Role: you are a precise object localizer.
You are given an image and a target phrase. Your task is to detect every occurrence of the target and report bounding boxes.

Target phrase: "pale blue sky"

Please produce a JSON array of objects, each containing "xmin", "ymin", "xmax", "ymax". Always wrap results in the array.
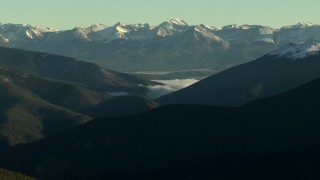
[{"xmin": 0, "ymin": 0, "xmax": 319, "ymax": 29}]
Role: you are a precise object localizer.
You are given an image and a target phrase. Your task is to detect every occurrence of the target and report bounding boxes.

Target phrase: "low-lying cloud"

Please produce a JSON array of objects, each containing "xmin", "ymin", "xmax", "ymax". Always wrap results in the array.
[{"xmin": 147, "ymin": 79, "xmax": 199, "ymax": 99}]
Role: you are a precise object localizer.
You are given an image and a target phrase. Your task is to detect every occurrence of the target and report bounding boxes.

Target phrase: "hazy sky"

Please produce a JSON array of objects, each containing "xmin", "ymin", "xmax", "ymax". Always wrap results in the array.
[{"xmin": 1, "ymin": 0, "xmax": 319, "ymax": 29}]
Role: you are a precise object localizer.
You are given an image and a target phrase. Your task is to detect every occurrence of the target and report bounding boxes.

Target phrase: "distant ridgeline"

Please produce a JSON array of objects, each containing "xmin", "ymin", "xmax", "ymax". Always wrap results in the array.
[{"xmin": 0, "ymin": 20, "xmax": 319, "ymax": 73}]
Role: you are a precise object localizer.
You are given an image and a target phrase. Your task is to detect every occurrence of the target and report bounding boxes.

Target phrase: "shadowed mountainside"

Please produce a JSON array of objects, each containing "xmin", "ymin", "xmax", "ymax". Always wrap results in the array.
[
  {"xmin": 0, "ymin": 66, "xmax": 91, "ymax": 149},
  {"xmin": 82, "ymin": 95, "xmax": 159, "ymax": 118},
  {"xmin": 158, "ymin": 51, "xmax": 320, "ymax": 106},
  {"xmin": 2, "ymin": 76, "xmax": 320, "ymax": 179},
  {"xmin": 0, "ymin": 46, "xmax": 159, "ymax": 95},
  {"xmin": 0, "ymin": 66, "xmax": 159, "ymax": 150},
  {"xmin": 0, "ymin": 168, "xmax": 35, "ymax": 180}
]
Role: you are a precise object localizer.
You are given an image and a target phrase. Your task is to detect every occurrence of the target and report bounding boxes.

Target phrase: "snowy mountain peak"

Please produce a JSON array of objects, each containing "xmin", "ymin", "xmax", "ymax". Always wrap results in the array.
[
  {"xmin": 158, "ymin": 19, "xmax": 188, "ymax": 30},
  {"xmin": 297, "ymin": 22, "xmax": 315, "ymax": 27},
  {"xmin": 88, "ymin": 23, "xmax": 107, "ymax": 32},
  {"xmin": 269, "ymin": 42, "xmax": 320, "ymax": 59},
  {"xmin": 222, "ymin": 24, "xmax": 239, "ymax": 29},
  {"xmin": 222, "ymin": 24, "xmax": 267, "ymax": 30},
  {"xmin": 115, "ymin": 26, "xmax": 129, "ymax": 34},
  {"xmin": 215, "ymin": 24, "xmax": 275, "ymax": 44},
  {"xmin": 167, "ymin": 19, "xmax": 188, "ymax": 26},
  {"xmin": 198, "ymin": 24, "xmax": 222, "ymax": 31},
  {"xmin": 296, "ymin": 22, "xmax": 316, "ymax": 27},
  {"xmin": 0, "ymin": 23, "xmax": 56, "ymax": 42},
  {"xmin": 282, "ymin": 22, "xmax": 317, "ymax": 29},
  {"xmin": 192, "ymin": 26, "xmax": 226, "ymax": 43},
  {"xmin": 71, "ymin": 27, "xmax": 90, "ymax": 40},
  {"xmin": 238, "ymin": 25, "xmax": 253, "ymax": 30},
  {"xmin": 128, "ymin": 23, "xmax": 154, "ymax": 30}
]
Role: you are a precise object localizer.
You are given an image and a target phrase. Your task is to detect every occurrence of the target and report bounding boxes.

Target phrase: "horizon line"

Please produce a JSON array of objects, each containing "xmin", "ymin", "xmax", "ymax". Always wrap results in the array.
[{"xmin": 0, "ymin": 19, "xmax": 318, "ymax": 31}]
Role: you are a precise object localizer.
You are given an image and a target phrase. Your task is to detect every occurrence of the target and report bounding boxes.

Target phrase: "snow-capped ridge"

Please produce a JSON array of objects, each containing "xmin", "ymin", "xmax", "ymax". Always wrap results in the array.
[
  {"xmin": 222, "ymin": 24, "xmax": 239, "ymax": 29},
  {"xmin": 282, "ymin": 22, "xmax": 317, "ymax": 29},
  {"xmin": 221, "ymin": 24, "xmax": 272, "ymax": 30},
  {"xmin": 198, "ymin": 24, "xmax": 222, "ymax": 31},
  {"xmin": 90, "ymin": 22, "xmax": 130, "ymax": 42},
  {"xmin": 88, "ymin": 23, "xmax": 107, "ymax": 32},
  {"xmin": 158, "ymin": 19, "xmax": 188, "ymax": 30},
  {"xmin": 215, "ymin": 24, "xmax": 275, "ymax": 44},
  {"xmin": 167, "ymin": 19, "xmax": 188, "ymax": 26},
  {"xmin": 269, "ymin": 42, "xmax": 320, "ymax": 59},
  {"xmin": 0, "ymin": 23, "xmax": 56, "ymax": 42},
  {"xmin": 0, "ymin": 20, "xmax": 320, "ymax": 46},
  {"xmin": 128, "ymin": 23, "xmax": 155, "ymax": 30},
  {"xmin": 71, "ymin": 27, "xmax": 90, "ymax": 40},
  {"xmin": 296, "ymin": 22, "xmax": 316, "ymax": 27}
]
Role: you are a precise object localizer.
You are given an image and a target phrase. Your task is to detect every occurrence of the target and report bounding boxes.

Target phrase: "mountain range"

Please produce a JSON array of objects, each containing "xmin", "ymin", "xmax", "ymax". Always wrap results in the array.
[
  {"xmin": 1, "ymin": 19, "xmax": 320, "ymax": 179},
  {"xmin": 1, "ymin": 20, "xmax": 320, "ymax": 75}
]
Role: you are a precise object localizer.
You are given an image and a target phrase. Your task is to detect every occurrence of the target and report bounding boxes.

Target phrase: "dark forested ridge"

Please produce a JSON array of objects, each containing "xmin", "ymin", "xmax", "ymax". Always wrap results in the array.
[
  {"xmin": 0, "ymin": 46, "xmax": 158, "ymax": 94},
  {"xmin": 2, "ymin": 76, "xmax": 320, "ymax": 179},
  {"xmin": 158, "ymin": 53, "xmax": 320, "ymax": 107},
  {"xmin": 0, "ymin": 49, "xmax": 160, "ymax": 150},
  {"xmin": 0, "ymin": 66, "xmax": 91, "ymax": 149}
]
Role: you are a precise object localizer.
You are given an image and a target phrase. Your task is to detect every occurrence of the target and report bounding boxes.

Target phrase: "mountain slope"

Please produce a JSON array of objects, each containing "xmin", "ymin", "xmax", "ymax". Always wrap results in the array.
[
  {"xmin": 157, "ymin": 42, "xmax": 320, "ymax": 106},
  {"xmin": 0, "ymin": 46, "xmax": 157, "ymax": 94},
  {"xmin": 3, "ymin": 76, "xmax": 320, "ymax": 179},
  {"xmin": 0, "ymin": 168, "xmax": 35, "ymax": 180},
  {"xmin": 0, "ymin": 65, "xmax": 161, "ymax": 150},
  {"xmin": 0, "ymin": 62, "xmax": 162, "ymax": 150},
  {"xmin": 0, "ymin": 66, "xmax": 91, "ymax": 149},
  {"xmin": 83, "ymin": 95, "xmax": 159, "ymax": 118},
  {"xmin": 15, "ymin": 75, "xmax": 112, "ymax": 112}
]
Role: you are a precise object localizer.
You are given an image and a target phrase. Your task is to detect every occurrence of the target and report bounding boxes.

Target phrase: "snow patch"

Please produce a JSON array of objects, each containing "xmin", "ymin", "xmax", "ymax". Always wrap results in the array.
[
  {"xmin": 269, "ymin": 42, "xmax": 320, "ymax": 59},
  {"xmin": 26, "ymin": 31, "xmax": 33, "ymax": 39},
  {"xmin": 0, "ymin": 76, "xmax": 10, "ymax": 82},
  {"xmin": 0, "ymin": 35, "xmax": 9, "ymax": 43}
]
